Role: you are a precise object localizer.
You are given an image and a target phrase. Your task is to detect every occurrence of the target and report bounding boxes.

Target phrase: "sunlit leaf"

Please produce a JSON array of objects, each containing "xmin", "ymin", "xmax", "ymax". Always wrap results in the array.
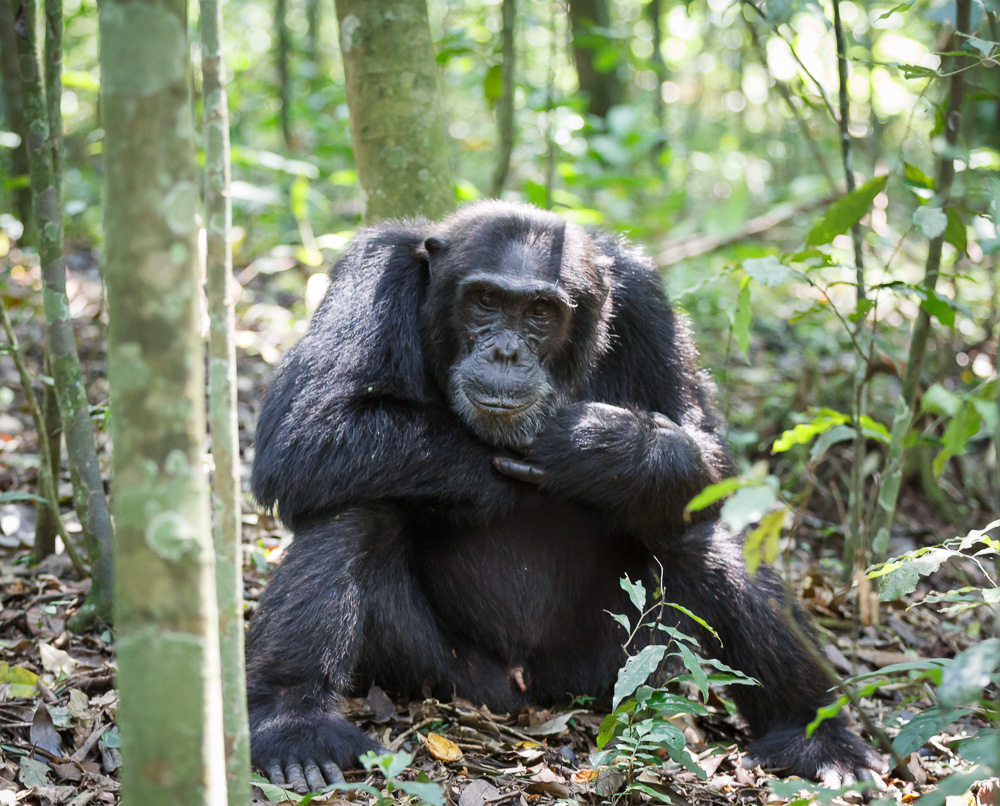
[
  {"xmin": 720, "ymin": 484, "xmax": 776, "ymax": 533},
  {"xmin": 742, "ymin": 255, "xmax": 791, "ymax": 286},
  {"xmin": 743, "ymin": 508, "xmax": 784, "ymax": 574},
  {"xmin": 805, "ymin": 175, "xmax": 887, "ymax": 246},
  {"xmin": 684, "ymin": 477, "xmax": 745, "ymax": 516},
  {"xmin": 937, "ymin": 640, "xmax": 1000, "ymax": 708}
]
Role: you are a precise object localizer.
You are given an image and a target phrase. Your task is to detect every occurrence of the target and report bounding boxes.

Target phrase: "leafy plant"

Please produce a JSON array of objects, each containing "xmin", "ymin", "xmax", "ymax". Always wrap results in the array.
[{"xmin": 589, "ymin": 574, "xmax": 758, "ymax": 802}]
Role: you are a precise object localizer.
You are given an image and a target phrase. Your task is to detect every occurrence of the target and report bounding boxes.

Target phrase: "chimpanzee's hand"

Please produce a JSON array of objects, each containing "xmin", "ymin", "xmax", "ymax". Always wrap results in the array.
[
  {"xmin": 745, "ymin": 721, "xmax": 887, "ymax": 795},
  {"xmin": 493, "ymin": 402, "xmax": 699, "ymax": 505},
  {"xmin": 252, "ymin": 707, "xmax": 380, "ymax": 794}
]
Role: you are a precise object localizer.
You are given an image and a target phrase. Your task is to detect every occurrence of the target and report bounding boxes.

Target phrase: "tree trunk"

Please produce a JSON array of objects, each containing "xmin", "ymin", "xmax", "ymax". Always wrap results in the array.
[
  {"xmin": 334, "ymin": 0, "xmax": 453, "ymax": 221},
  {"xmin": 201, "ymin": 0, "xmax": 252, "ymax": 800},
  {"xmin": 14, "ymin": 0, "xmax": 114, "ymax": 626},
  {"xmin": 100, "ymin": 0, "xmax": 228, "ymax": 801},
  {"xmin": 567, "ymin": 0, "xmax": 624, "ymax": 120},
  {"xmin": 489, "ymin": 0, "xmax": 516, "ymax": 198},
  {"xmin": 0, "ymin": 0, "xmax": 32, "ymax": 239}
]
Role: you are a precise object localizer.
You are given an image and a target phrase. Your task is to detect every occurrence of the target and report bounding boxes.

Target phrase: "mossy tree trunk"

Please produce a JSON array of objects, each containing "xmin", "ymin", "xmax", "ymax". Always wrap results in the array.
[
  {"xmin": 15, "ymin": 0, "xmax": 113, "ymax": 623},
  {"xmin": 101, "ymin": 0, "xmax": 228, "ymax": 802},
  {"xmin": 334, "ymin": 0, "xmax": 453, "ymax": 221},
  {"xmin": 201, "ymin": 0, "xmax": 252, "ymax": 800}
]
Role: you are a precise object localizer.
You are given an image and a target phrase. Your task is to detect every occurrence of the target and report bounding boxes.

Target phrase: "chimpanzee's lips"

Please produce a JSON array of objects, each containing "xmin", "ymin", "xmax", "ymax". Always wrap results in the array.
[{"xmin": 469, "ymin": 396, "xmax": 535, "ymax": 414}]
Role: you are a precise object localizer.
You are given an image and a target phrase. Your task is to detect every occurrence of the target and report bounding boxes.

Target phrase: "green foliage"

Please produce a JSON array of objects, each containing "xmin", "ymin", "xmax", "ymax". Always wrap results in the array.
[
  {"xmin": 805, "ymin": 176, "xmax": 888, "ymax": 247},
  {"xmin": 590, "ymin": 576, "xmax": 758, "ymax": 800}
]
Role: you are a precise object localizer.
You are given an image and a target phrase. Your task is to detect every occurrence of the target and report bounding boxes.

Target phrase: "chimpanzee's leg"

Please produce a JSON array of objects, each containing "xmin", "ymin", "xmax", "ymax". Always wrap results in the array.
[
  {"xmin": 246, "ymin": 504, "xmax": 456, "ymax": 793},
  {"xmin": 656, "ymin": 520, "xmax": 886, "ymax": 787}
]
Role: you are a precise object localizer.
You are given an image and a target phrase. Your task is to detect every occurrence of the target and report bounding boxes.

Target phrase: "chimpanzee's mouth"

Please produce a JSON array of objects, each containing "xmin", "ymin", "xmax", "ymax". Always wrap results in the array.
[{"xmin": 469, "ymin": 397, "xmax": 535, "ymax": 414}]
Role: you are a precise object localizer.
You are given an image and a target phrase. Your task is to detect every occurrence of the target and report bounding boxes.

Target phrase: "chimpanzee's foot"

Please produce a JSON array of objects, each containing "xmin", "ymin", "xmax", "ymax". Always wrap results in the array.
[
  {"xmin": 250, "ymin": 707, "xmax": 381, "ymax": 794},
  {"xmin": 746, "ymin": 721, "xmax": 887, "ymax": 790}
]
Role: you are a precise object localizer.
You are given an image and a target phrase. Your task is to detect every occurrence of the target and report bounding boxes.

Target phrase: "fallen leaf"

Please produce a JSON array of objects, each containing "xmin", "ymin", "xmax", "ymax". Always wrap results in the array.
[
  {"xmin": 31, "ymin": 703, "xmax": 63, "ymax": 756},
  {"xmin": 426, "ymin": 732, "xmax": 463, "ymax": 763},
  {"xmin": 67, "ymin": 689, "xmax": 93, "ymax": 728},
  {"xmin": 18, "ymin": 756, "xmax": 51, "ymax": 788},
  {"xmin": 459, "ymin": 779, "xmax": 500, "ymax": 806},
  {"xmin": 365, "ymin": 685, "xmax": 395, "ymax": 723},
  {"xmin": 40, "ymin": 642, "xmax": 79, "ymax": 677},
  {"xmin": 572, "ymin": 769, "xmax": 599, "ymax": 783},
  {"xmin": 0, "ymin": 661, "xmax": 38, "ymax": 698}
]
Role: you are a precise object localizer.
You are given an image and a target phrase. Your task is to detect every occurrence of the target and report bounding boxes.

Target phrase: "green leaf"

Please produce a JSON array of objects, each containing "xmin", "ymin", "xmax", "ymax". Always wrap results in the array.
[
  {"xmin": 608, "ymin": 612, "xmax": 631, "ymax": 632},
  {"xmin": 899, "ymin": 63, "xmax": 938, "ymax": 79},
  {"xmin": 892, "ymin": 706, "xmax": 963, "ymax": 757},
  {"xmin": 674, "ymin": 643, "xmax": 710, "ymax": 698},
  {"xmin": 742, "ymin": 256, "xmax": 791, "ymax": 286},
  {"xmin": 0, "ymin": 662, "xmax": 38, "ymax": 698},
  {"xmin": 805, "ymin": 695, "xmax": 848, "ymax": 737},
  {"xmin": 620, "ymin": 575, "xmax": 646, "ymax": 613},
  {"xmin": 913, "ymin": 206, "xmax": 947, "ymax": 239},
  {"xmin": 805, "ymin": 175, "xmax": 887, "ymax": 246},
  {"xmin": 944, "ymin": 207, "xmax": 967, "ymax": 253},
  {"xmin": 483, "ymin": 64, "xmax": 503, "ymax": 104},
  {"xmin": 918, "ymin": 286, "xmax": 956, "ymax": 327},
  {"xmin": 0, "ymin": 491, "xmax": 43, "ymax": 504},
  {"xmin": 963, "ymin": 34, "xmax": 997, "ymax": 57},
  {"xmin": 933, "ymin": 400, "xmax": 982, "ymax": 476},
  {"xmin": 613, "ymin": 645, "xmax": 667, "ymax": 709},
  {"xmin": 684, "ymin": 477, "xmax": 745, "ymax": 516},
  {"xmin": 937, "ymin": 639, "xmax": 1000, "ymax": 708},
  {"xmin": 395, "ymin": 780, "xmax": 445, "ymax": 805},
  {"xmin": 877, "ymin": 0, "xmax": 916, "ymax": 19},
  {"xmin": 743, "ymin": 508, "xmax": 784, "ymax": 574},
  {"xmin": 920, "ymin": 383, "xmax": 962, "ymax": 417},
  {"xmin": 721, "ymin": 484, "xmax": 777, "ymax": 532},
  {"xmin": 871, "ymin": 548, "xmax": 954, "ymax": 601},
  {"xmin": 903, "ymin": 161, "xmax": 934, "ymax": 189},
  {"xmin": 733, "ymin": 277, "xmax": 751, "ymax": 355},
  {"xmin": 666, "ymin": 602, "xmax": 720, "ymax": 645},
  {"xmin": 596, "ymin": 703, "xmax": 634, "ymax": 749}
]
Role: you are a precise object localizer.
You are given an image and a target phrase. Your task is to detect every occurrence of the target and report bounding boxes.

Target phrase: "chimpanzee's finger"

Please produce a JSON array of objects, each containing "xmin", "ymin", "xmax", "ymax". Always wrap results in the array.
[
  {"xmin": 265, "ymin": 761, "xmax": 287, "ymax": 787},
  {"xmin": 651, "ymin": 412, "xmax": 683, "ymax": 431},
  {"xmin": 285, "ymin": 762, "xmax": 308, "ymax": 794},
  {"xmin": 493, "ymin": 456, "xmax": 545, "ymax": 484},
  {"xmin": 303, "ymin": 759, "xmax": 326, "ymax": 792},
  {"xmin": 321, "ymin": 760, "xmax": 346, "ymax": 785}
]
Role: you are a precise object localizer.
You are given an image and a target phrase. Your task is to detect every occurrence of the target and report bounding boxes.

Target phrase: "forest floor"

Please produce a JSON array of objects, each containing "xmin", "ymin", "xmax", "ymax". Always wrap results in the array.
[{"xmin": 0, "ymin": 252, "xmax": 995, "ymax": 806}]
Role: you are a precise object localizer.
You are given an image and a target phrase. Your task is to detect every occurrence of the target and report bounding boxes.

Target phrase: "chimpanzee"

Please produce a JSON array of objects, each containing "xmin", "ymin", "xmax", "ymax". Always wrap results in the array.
[{"xmin": 247, "ymin": 201, "xmax": 885, "ymax": 794}]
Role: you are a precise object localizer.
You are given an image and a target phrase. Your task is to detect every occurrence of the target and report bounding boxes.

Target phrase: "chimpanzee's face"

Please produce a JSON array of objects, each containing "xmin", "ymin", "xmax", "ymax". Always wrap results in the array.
[{"xmin": 446, "ymin": 247, "xmax": 574, "ymax": 449}]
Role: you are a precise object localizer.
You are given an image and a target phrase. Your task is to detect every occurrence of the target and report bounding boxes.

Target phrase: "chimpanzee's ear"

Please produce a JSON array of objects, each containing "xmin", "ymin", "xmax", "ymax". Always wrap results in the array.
[{"xmin": 418, "ymin": 235, "xmax": 450, "ymax": 279}]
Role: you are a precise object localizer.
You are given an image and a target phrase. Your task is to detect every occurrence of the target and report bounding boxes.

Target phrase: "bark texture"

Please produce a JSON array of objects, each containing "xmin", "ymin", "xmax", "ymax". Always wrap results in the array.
[
  {"xmin": 101, "ymin": 0, "xmax": 228, "ymax": 801},
  {"xmin": 334, "ymin": 0, "xmax": 453, "ymax": 221}
]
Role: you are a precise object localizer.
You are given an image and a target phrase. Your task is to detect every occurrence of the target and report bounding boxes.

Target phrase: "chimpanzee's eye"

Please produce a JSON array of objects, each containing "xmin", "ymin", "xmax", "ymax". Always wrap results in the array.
[
  {"xmin": 530, "ymin": 299, "xmax": 553, "ymax": 319},
  {"xmin": 477, "ymin": 290, "xmax": 499, "ymax": 310}
]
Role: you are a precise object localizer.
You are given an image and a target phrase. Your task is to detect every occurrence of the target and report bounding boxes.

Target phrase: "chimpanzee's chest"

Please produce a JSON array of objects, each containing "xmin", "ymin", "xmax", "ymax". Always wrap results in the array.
[{"xmin": 409, "ymin": 492, "xmax": 647, "ymax": 657}]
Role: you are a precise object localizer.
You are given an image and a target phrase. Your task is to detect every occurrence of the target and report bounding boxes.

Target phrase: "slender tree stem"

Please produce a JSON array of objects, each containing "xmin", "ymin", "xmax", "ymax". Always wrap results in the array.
[
  {"xmin": 0, "ymin": 299, "xmax": 87, "ymax": 578},
  {"xmin": 489, "ymin": 0, "xmax": 516, "ymax": 197},
  {"xmin": 15, "ymin": 0, "xmax": 114, "ymax": 626},
  {"xmin": 872, "ymin": 0, "xmax": 971, "ymax": 556},
  {"xmin": 201, "ymin": 0, "xmax": 252, "ymax": 798}
]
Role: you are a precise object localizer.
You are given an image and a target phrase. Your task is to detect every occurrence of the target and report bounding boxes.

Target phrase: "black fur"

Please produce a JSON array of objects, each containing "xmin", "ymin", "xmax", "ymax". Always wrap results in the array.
[{"xmin": 247, "ymin": 201, "xmax": 883, "ymax": 793}]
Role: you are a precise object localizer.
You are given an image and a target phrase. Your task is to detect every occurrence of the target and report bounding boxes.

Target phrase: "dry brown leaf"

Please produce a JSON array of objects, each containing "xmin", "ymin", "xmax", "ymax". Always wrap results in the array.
[
  {"xmin": 39, "ymin": 641, "xmax": 78, "ymax": 677},
  {"xmin": 426, "ymin": 732, "xmax": 463, "ymax": 763},
  {"xmin": 571, "ymin": 769, "xmax": 599, "ymax": 783}
]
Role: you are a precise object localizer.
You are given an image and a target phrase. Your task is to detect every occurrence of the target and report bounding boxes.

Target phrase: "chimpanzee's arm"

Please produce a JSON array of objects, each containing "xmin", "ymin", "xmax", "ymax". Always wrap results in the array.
[{"xmin": 496, "ymin": 236, "xmax": 735, "ymax": 537}]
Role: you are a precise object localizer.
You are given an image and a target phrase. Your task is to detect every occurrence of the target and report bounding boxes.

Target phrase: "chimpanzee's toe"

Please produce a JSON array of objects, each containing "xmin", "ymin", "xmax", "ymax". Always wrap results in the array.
[{"xmin": 747, "ymin": 720, "xmax": 886, "ymax": 793}]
